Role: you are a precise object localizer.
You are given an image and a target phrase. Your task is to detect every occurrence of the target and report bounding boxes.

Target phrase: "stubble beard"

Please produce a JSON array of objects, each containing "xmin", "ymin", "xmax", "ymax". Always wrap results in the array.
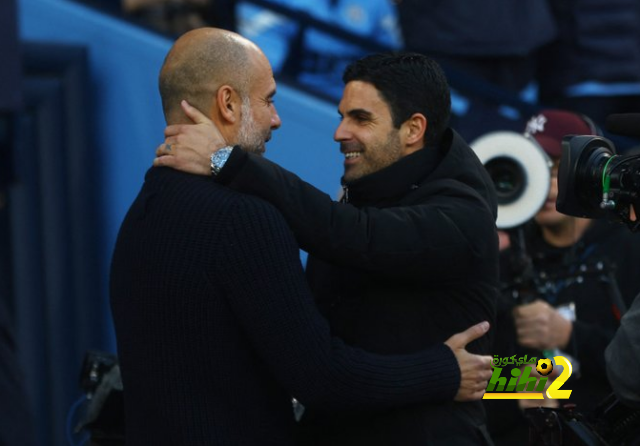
[
  {"xmin": 237, "ymin": 97, "xmax": 267, "ymax": 155},
  {"xmin": 342, "ymin": 129, "xmax": 403, "ymax": 183}
]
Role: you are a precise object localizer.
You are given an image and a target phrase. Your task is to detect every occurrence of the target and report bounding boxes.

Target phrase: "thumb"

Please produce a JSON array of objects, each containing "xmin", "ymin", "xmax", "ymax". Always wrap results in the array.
[
  {"xmin": 445, "ymin": 321, "xmax": 490, "ymax": 350},
  {"xmin": 181, "ymin": 100, "xmax": 212, "ymax": 125}
]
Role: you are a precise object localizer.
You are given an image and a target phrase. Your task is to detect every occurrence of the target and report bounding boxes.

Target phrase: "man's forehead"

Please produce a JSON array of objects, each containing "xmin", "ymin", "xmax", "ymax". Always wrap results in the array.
[
  {"xmin": 250, "ymin": 69, "xmax": 276, "ymax": 95},
  {"xmin": 339, "ymin": 81, "xmax": 389, "ymax": 114}
]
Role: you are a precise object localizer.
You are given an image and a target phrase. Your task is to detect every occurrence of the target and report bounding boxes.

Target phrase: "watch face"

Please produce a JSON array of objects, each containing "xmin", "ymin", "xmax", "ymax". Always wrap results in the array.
[{"xmin": 211, "ymin": 147, "xmax": 233, "ymax": 175}]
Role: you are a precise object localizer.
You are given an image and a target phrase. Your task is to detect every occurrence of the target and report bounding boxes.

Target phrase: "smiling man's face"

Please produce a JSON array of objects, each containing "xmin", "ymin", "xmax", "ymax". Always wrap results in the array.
[{"xmin": 334, "ymin": 81, "xmax": 404, "ymax": 183}]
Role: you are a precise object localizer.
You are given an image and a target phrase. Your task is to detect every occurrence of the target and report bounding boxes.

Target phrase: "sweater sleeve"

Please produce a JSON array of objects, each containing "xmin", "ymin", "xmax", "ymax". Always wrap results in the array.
[
  {"xmin": 215, "ymin": 196, "xmax": 461, "ymax": 411},
  {"xmin": 216, "ymin": 150, "xmax": 493, "ymax": 277}
]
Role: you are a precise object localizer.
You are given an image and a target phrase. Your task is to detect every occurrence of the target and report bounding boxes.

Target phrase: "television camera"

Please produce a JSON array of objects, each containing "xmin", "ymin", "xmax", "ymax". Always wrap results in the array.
[{"xmin": 557, "ymin": 114, "xmax": 640, "ymax": 232}]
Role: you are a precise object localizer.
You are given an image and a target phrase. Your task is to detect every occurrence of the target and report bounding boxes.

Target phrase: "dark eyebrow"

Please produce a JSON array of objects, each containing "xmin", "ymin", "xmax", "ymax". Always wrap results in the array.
[{"xmin": 347, "ymin": 108, "xmax": 374, "ymax": 120}]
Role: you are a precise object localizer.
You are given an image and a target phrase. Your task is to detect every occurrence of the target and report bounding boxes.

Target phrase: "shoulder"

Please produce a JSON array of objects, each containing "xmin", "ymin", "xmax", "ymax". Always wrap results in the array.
[
  {"xmin": 230, "ymin": 190, "xmax": 290, "ymax": 226},
  {"xmin": 222, "ymin": 190, "xmax": 299, "ymax": 253},
  {"xmin": 141, "ymin": 167, "xmax": 289, "ymax": 230}
]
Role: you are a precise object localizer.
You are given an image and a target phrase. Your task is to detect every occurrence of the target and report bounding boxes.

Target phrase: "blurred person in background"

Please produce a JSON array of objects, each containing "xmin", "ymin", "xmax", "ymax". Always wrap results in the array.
[
  {"xmin": 606, "ymin": 292, "xmax": 640, "ymax": 408},
  {"xmin": 537, "ymin": 0, "xmax": 640, "ymax": 128},
  {"xmin": 394, "ymin": 0, "xmax": 557, "ymax": 142},
  {"xmin": 121, "ymin": 0, "xmax": 237, "ymax": 35},
  {"xmin": 236, "ymin": 0, "xmax": 402, "ymax": 102},
  {"xmin": 486, "ymin": 109, "xmax": 640, "ymax": 444}
]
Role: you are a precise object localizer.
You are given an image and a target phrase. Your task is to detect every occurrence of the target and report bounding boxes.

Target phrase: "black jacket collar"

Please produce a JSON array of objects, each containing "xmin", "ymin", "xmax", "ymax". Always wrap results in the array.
[{"xmin": 342, "ymin": 143, "xmax": 441, "ymax": 207}]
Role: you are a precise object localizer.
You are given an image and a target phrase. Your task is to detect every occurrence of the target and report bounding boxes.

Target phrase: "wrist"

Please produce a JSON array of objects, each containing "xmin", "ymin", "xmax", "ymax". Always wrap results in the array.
[{"xmin": 210, "ymin": 146, "xmax": 234, "ymax": 176}]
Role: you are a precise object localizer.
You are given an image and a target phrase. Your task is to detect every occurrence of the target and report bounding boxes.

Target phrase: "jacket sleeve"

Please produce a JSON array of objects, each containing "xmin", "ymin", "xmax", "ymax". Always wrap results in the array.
[
  {"xmin": 215, "ymin": 196, "xmax": 461, "ymax": 411},
  {"xmin": 606, "ymin": 293, "xmax": 640, "ymax": 408},
  {"xmin": 570, "ymin": 321, "xmax": 617, "ymax": 380},
  {"xmin": 216, "ymin": 149, "xmax": 495, "ymax": 277}
]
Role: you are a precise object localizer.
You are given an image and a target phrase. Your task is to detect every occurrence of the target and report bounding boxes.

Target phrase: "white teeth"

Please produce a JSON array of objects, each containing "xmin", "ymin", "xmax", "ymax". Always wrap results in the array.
[{"xmin": 345, "ymin": 152, "xmax": 360, "ymax": 159}]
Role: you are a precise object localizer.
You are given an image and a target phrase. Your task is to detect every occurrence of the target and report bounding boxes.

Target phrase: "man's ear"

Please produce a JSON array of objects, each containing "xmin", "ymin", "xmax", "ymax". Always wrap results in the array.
[
  {"xmin": 214, "ymin": 85, "xmax": 240, "ymax": 125},
  {"xmin": 401, "ymin": 113, "xmax": 427, "ymax": 151},
  {"xmin": 405, "ymin": 113, "xmax": 427, "ymax": 145}
]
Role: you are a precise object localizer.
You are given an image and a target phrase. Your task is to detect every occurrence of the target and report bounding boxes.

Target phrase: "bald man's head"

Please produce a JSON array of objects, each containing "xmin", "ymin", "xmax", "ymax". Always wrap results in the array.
[{"xmin": 159, "ymin": 28, "xmax": 258, "ymax": 124}]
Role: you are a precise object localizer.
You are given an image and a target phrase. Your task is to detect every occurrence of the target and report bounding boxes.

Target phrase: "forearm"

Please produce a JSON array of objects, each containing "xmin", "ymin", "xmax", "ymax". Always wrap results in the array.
[{"xmin": 217, "ymin": 149, "xmax": 480, "ymax": 275}]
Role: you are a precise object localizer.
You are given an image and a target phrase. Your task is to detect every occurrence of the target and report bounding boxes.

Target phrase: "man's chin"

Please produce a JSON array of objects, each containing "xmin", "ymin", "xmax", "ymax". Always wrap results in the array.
[
  {"xmin": 342, "ymin": 171, "xmax": 361, "ymax": 184},
  {"xmin": 244, "ymin": 145, "xmax": 266, "ymax": 156}
]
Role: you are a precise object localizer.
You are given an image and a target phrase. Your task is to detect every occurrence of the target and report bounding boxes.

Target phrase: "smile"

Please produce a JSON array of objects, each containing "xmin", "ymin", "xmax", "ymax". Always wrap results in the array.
[{"xmin": 344, "ymin": 152, "xmax": 361, "ymax": 159}]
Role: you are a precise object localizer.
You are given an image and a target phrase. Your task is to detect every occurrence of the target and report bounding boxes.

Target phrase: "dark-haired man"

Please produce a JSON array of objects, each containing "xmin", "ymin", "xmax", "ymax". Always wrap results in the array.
[{"xmin": 155, "ymin": 51, "xmax": 499, "ymax": 444}]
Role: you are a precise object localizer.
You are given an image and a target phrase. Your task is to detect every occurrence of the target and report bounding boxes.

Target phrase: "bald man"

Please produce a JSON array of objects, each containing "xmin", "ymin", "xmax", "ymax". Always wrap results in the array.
[{"xmin": 110, "ymin": 28, "xmax": 493, "ymax": 445}]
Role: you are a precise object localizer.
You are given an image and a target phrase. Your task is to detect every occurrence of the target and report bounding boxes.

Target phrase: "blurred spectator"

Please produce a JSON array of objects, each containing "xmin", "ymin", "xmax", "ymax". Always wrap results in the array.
[
  {"xmin": 537, "ymin": 0, "xmax": 640, "ymax": 127},
  {"xmin": 486, "ymin": 109, "xmax": 640, "ymax": 444},
  {"xmin": 122, "ymin": 0, "xmax": 208, "ymax": 34},
  {"xmin": 121, "ymin": 0, "xmax": 237, "ymax": 35},
  {"xmin": 237, "ymin": 0, "xmax": 402, "ymax": 101},
  {"xmin": 394, "ymin": 0, "xmax": 557, "ymax": 141},
  {"xmin": 606, "ymin": 292, "xmax": 640, "ymax": 408}
]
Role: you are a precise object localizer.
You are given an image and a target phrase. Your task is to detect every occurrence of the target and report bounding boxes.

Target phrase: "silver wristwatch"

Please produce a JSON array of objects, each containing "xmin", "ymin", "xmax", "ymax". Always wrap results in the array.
[{"xmin": 210, "ymin": 146, "xmax": 234, "ymax": 176}]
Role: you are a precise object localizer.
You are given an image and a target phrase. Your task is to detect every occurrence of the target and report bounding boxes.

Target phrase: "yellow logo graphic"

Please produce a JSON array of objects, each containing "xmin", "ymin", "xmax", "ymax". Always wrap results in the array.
[
  {"xmin": 483, "ymin": 355, "xmax": 573, "ymax": 400},
  {"xmin": 536, "ymin": 358, "xmax": 553, "ymax": 376}
]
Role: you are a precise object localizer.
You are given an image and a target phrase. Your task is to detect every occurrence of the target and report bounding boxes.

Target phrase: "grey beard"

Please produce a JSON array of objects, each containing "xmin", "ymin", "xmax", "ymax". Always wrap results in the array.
[{"xmin": 237, "ymin": 98, "xmax": 265, "ymax": 154}]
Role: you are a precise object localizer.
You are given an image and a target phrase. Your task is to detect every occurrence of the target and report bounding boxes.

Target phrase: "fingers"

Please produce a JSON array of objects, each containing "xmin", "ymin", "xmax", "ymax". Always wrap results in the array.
[
  {"xmin": 454, "ymin": 351, "xmax": 494, "ymax": 402},
  {"xmin": 156, "ymin": 142, "xmax": 173, "ymax": 157},
  {"xmin": 454, "ymin": 370, "xmax": 493, "ymax": 402},
  {"xmin": 153, "ymin": 153, "xmax": 178, "ymax": 168},
  {"xmin": 446, "ymin": 321, "xmax": 490, "ymax": 349},
  {"xmin": 513, "ymin": 299, "xmax": 547, "ymax": 318},
  {"xmin": 181, "ymin": 99, "xmax": 211, "ymax": 124},
  {"xmin": 164, "ymin": 125, "xmax": 182, "ymax": 138}
]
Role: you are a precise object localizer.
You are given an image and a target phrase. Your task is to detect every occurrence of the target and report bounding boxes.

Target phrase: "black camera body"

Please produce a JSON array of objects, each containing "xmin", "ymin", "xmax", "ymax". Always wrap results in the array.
[
  {"xmin": 525, "ymin": 394, "xmax": 640, "ymax": 446},
  {"xmin": 557, "ymin": 133, "xmax": 640, "ymax": 231}
]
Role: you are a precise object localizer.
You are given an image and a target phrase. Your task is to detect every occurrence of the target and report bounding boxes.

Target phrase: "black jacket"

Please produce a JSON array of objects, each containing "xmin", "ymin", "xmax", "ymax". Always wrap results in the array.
[
  {"xmin": 110, "ymin": 168, "xmax": 462, "ymax": 446},
  {"xmin": 217, "ymin": 128, "xmax": 500, "ymax": 445}
]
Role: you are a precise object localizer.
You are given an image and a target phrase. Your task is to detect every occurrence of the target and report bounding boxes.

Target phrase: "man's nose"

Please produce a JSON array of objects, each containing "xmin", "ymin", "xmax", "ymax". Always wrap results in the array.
[
  {"xmin": 334, "ymin": 121, "xmax": 349, "ymax": 141},
  {"xmin": 271, "ymin": 108, "xmax": 282, "ymax": 130}
]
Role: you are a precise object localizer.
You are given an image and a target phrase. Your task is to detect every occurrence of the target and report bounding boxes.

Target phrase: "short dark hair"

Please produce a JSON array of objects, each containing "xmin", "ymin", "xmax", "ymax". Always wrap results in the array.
[{"xmin": 343, "ymin": 52, "xmax": 451, "ymax": 147}]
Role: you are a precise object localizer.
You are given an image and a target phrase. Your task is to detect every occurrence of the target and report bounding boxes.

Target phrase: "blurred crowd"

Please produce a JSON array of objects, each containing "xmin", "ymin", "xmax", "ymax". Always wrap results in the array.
[{"xmin": 96, "ymin": 0, "xmax": 640, "ymax": 147}]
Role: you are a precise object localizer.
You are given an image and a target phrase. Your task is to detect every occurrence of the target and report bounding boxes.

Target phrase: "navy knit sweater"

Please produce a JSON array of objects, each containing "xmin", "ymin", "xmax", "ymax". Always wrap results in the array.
[{"xmin": 109, "ymin": 167, "xmax": 460, "ymax": 445}]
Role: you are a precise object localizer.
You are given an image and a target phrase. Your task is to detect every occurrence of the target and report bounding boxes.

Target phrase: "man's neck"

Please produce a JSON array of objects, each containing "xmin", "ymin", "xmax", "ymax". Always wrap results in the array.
[{"xmin": 541, "ymin": 217, "xmax": 592, "ymax": 247}]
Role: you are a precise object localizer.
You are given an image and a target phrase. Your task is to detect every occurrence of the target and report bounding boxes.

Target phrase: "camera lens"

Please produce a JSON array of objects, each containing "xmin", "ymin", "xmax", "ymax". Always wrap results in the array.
[{"xmin": 485, "ymin": 157, "xmax": 526, "ymax": 205}]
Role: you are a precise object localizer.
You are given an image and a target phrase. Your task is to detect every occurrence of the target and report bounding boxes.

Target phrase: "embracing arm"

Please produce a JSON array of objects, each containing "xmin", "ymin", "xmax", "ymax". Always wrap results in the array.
[
  {"xmin": 217, "ymin": 197, "xmax": 493, "ymax": 410},
  {"xmin": 155, "ymin": 102, "xmax": 494, "ymax": 276}
]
